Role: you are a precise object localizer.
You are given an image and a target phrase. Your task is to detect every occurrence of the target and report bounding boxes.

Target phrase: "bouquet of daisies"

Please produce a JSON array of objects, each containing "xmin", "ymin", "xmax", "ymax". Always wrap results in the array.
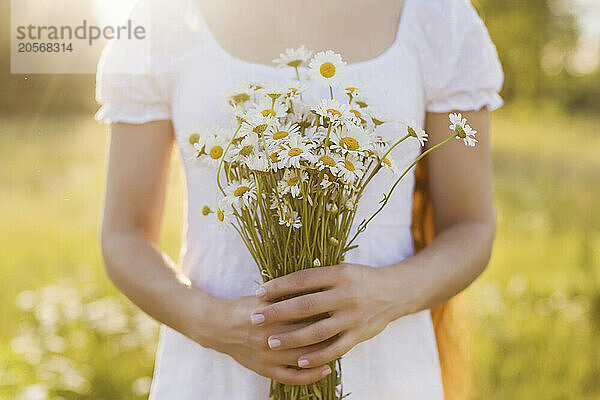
[{"xmin": 187, "ymin": 46, "xmax": 478, "ymax": 400}]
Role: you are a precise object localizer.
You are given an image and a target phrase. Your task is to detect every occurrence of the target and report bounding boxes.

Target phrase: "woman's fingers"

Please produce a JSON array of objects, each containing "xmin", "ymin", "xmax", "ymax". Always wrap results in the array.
[
  {"xmin": 267, "ymin": 364, "xmax": 332, "ymax": 386},
  {"xmin": 268, "ymin": 341, "xmax": 330, "ymax": 366},
  {"xmin": 296, "ymin": 331, "xmax": 357, "ymax": 368},
  {"xmin": 256, "ymin": 265, "xmax": 346, "ymax": 301},
  {"xmin": 251, "ymin": 289, "xmax": 344, "ymax": 326},
  {"xmin": 266, "ymin": 313, "xmax": 349, "ymax": 350}
]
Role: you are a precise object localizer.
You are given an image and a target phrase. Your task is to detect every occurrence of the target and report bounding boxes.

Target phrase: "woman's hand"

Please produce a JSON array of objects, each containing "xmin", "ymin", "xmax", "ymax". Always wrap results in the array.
[
  {"xmin": 196, "ymin": 294, "xmax": 334, "ymax": 385},
  {"xmin": 250, "ymin": 264, "xmax": 409, "ymax": 369}
]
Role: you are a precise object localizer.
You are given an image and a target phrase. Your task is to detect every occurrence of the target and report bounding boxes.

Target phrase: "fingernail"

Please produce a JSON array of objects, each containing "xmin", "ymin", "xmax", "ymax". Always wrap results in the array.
[
  {"xmin": 321, "ymin": 366, "xmax": 332, "ymax": 376},
  {"xmin": 298, "ymin": 358, "xmax": 309, "ymax": 367},
  {"xmin": 250, "ymin": 313, "xmax": 264, "ymax": 325},
  {"xmin": 255, "ymin": 287, "xmax": 266, "ymax": 298},
  {"xmin": 268, "ymin": 337, "xmax": 281, "ymax": 349}
]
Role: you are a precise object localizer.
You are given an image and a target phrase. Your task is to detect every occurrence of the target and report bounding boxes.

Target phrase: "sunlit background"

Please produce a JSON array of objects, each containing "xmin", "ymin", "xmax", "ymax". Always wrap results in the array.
[{"xmin": 1, "ymin": 0, "xmax": 599, "ymax": 399}]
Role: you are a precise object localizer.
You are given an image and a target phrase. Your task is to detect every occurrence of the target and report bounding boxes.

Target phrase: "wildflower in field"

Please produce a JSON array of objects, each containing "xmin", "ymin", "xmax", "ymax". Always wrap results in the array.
[
  {"xmin": 448, "ymin": 113, "xmax": 478, "ymax": 147},
  {"xmin": 273, "ymin": 45, "xmax": 313, "ymax": 68},
  {"xmin": 309, "ymin": 50, "xmax": 347, "ymax": 88},
  {"xmin": 224, "ymin": 179, "xmax": 257, "ymax": 209}
]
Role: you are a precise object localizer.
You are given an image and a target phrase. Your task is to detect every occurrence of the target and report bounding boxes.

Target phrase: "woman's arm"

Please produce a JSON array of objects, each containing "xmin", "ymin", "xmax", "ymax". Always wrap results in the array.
[
  {"xmin": 100, "ymin": 121, "xmax": 214, "ymax": 340},
  {"xmin": 100, "ymin": 121, "xmax": 332, "ymax": 384},
  {"xmin": 250, "ymin": 108, "xmax": 496, "ymax": 368}
]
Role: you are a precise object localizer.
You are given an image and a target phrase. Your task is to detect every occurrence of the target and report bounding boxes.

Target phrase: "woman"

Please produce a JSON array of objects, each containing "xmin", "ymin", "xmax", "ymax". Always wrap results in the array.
[{"xmin": 96, "ymin": 0, "xmax": 503, "ymax": 398}]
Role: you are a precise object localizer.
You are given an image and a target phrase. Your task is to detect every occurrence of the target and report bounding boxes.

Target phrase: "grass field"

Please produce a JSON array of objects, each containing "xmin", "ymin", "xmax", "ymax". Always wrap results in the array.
[{"xmin": 1, "ymin": 105, "xmax": 599, "ymax": 399}]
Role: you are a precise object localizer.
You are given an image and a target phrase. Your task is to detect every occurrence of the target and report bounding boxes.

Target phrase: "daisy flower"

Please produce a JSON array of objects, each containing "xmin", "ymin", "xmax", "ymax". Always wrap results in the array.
[
  {"xmin": 312, "ymin": 99, "xmax": 354, "ymax": 126},
  {"xmin": 347, "ymin": 105, "xmax": 368, "ymax": 125},
  {"xmin": 403, "ymin": 120, "xmax": 428, "ymax": 147},
  {"xmin": 289, "ymin": 102, "xmax": 317, "ymax": 131},
  {"xmin": 215, "ymin": 199, "xmax": 234, "ymax": 230},
  {"xmin": 282, "ymin": 81, "xmax": 308, "ymax": 101},
  {"xmin": 320, "ymin": 173, "xmax": 336, "ymax": 189},
  {"xmin": 245, "ymin": 153, "xmax": 269, "ymax": 172},
  {"xmin": 226, "ymin": 81, "xmax": 261, "ymax": 108},
  {"xmin": 265, "ymin": 146, "xmax": 285, "ymax": 171},
  {"xmin": 279, "ymin": 134, "xmax": 315, "ymax": 168},
  {"xmin": 330, "ymin": 123, "xmax": 372, "ymax": 155},
  {"xmin": 194, "ymin": 133, "xmax": 227, "ymax": 168},
  {"xmin": 314, "ymin": 149, "xmax": 342, "ymax": 175},
  {"xmin": 224, "ymin": 179, "xmax": 257, "ymax": 209},
  {"xmin": 273, "ymin": 45, "xmax": 313, "ymax": 68},
  {"xmin": 267, "ymin": 122, "xmax": 301, "ymax": 146},
  {"xmin": 278, "ymin": 169, "xmax": 308, "ymax": 198},
  {"xmin": 249, "ymin": 95, "xmax": 288, "ymax": 119},
  {"xmin": 367, "ymin": 107, "xmax": 392, "ymax": 127},
  {"xmin": 308, "ymin": 50, "xmax": 347, "ymax": 88},
  {"xmin": 337, "ymin": 153, "xmax": 365, "ymax": 185},
  {"xmin": 239, "ymin": 112, "xmax": 276, "ymax": 138},
  {"xmin": 448, "ymin": 113, "xmax": 478, "ymax": 147},
  {"xmin": 277, "ymin": 206, "xmax": 302, "ymax": 229},
  {"xmin": 373, "ymin": 144, "xmax": 401, "ymax": 178},
  {"xmin": 344, "ymin": 84, "xmax": 361, "ymax": 100}
]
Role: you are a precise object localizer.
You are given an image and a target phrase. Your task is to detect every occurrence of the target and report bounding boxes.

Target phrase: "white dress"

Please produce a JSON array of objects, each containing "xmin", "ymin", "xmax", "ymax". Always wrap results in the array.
[{"xmin": 95, "ymin": 0, "xmax": 503, "ymax": 398}]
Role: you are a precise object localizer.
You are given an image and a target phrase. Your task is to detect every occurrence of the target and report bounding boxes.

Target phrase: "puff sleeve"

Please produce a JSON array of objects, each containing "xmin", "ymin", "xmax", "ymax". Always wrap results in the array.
[
  {"xmin": 94, "ymin": 2, "xmax": 171, "ymax": 124},
  {"xmin": 412, "ymin": 0, "xmax": 504, "ymax": 113}
]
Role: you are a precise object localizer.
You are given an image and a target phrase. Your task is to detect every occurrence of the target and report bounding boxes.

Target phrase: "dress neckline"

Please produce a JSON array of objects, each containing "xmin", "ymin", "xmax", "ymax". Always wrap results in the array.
[{"xmin": 188, "ymin": 0, "xmax": 410, "ymax": 71}]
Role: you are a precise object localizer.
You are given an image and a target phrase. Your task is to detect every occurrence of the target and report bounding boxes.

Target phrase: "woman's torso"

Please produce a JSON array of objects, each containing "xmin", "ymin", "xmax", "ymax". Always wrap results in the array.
[{"xmin": 144, "ymin": 0, "xmax": 443, "ymax": 397}]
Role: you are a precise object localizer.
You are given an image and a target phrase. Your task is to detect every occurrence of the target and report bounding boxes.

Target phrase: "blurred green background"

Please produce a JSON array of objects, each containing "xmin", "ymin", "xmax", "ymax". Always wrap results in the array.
[{"xmin": 1, "ymin": 0, "xmax": 599, "ymax": 399}]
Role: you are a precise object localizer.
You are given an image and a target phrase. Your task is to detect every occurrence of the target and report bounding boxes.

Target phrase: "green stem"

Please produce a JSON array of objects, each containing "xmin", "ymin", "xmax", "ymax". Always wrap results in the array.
[
  {"xmin": 216, "ymin": 122, "xmax": 242, "ymax": 195},
  {"xmin": 345, "ymin": 134, "xmax": 456, "ymax": 250}
]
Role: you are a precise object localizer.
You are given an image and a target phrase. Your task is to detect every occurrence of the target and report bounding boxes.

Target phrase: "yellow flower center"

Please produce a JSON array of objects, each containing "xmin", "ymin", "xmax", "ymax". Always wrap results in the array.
[
  {"xmin": 340, "ymin": 137, "xmax": 359, "ymax": 151},
  {"xmin": 326, "ymin": 108, "xmax": 342, "ymax": 117},
  {"xmin": 383, "ymin": 157, "xmax": 391, "ymax": 167},
  {"xmin": 270, "ymin": 152, "xmax": 279, "ymax": 163},
  {"xmin": 273, "ymin": 130, "xmax": 289, "ymax": 140},
  {"xmin": 261, "ymin": 109, "xmax": 275, "ymax": 117},
  {"xmin": 217, "ymin": 209, "xmax": 225, "ymax": 222},
  {"xmin": 344, "ymin": 160, "xmax": 355, "ymax": 172},
  {"xmin": 287, "ymin": 87, "xmax": 298, "ymax": 95},
  {"xmin": 202, "ymin": 206, "xmax": 211, "ymax": 216},
  {"xmin": 209, "ymin": 146, "xmax": 223, "ymax": 159},
  {"xmin": 349, "ymin": 109, "xmax": 361, "ymax": 118},
  {"xmin": 346, "ymin": 87, "xmax": 358, "ymax": 93},
  {"xmin": 188, "ymin": 133, "xmax": 200, "ymax": 145},
  {"xmin": 288, "ymin": 148, "xmax": 303, "ymax": 157},
  {"xmin": 239, "ymin": 145, "xmax": 253, "ymax": 157},
  {"xmin": 350, "ymin": 109, "xmax": 366, "ymax": 123},
  {"xmin": 253, "ymin": 124, "xmax": 268, "ymax": 134},
  {"xmin": 234, "ymin": 186, "xmax": 250, "ymax": 197},
  {"xmin": 287, "ymin": 60, "xmax": 303, "ymax": 68},
  {"xmin": 320, "ymin": 62, "xmax": 336, "ymax": 78},
  {"xmin": 288, "ymin": 177, "xmax": 300, "ymax": 186},
  {"xmin": 231, "ymin": 93, "xmax": 250, "ymax": 104},
  {"xmin": 319, "ymin": 155, "xmax": 335, "ymax": 166}
]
